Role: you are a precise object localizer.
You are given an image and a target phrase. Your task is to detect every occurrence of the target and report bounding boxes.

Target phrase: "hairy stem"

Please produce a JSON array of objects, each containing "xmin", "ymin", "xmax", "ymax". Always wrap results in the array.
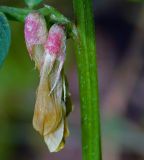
[{"xmin": 73, "ymin": 0, "xmax": 102, "ymax": 160}]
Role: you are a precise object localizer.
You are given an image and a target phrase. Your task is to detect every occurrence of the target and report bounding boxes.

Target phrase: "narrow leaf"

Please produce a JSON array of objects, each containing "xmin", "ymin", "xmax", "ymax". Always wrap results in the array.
[
  {"xmin": 25, "ymin": 0, "xmax": 43, "ymax": 8},
  {"xmin": 0, "ymin": 12, "xmax": 11, "ymax": 66}
]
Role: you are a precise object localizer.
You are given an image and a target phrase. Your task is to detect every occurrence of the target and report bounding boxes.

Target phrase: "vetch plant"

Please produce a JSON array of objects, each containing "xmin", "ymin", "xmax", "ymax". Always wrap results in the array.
[{"xmin": 0, "ymin": 0, "xmax": 101, "ymax": 159}]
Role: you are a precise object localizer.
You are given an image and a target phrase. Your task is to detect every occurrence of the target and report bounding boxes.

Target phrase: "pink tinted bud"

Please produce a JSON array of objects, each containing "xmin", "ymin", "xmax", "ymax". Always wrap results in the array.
[
  {"xmin": 24, "ymin": 12, "xmax": 48, "ymax": 69},
  {"xmin": 24, "ymin": 12, "xmax": 47, "ymax": 52},
  {"xmin": 44, "ymin": 24, "xmax": 66, "ymax": 56}
]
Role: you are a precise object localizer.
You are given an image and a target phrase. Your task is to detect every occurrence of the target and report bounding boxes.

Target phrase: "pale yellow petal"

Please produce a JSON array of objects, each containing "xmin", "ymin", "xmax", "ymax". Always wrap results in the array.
[
  {"xmin": 44, "ymin": 118, "xmax": 64, "ymax": 152},
  {"xmin": 33, "ymin": 56, "xmax": 63, "ymax": 135},
  {"xmin": 33, "ymin": 75, "xmax": 62, "ymax": 135}
]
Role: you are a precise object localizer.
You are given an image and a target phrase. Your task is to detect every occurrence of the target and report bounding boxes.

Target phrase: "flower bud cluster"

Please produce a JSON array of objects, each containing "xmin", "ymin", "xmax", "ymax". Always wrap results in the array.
[{"xmin": 24, "ymin": 12, "xmax": 72, "ymax": 152}]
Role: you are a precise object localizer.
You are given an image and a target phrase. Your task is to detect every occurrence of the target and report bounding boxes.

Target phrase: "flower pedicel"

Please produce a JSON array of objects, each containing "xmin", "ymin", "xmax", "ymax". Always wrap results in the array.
[{"xmin": 24, "ymin": 12, "xmax": 72, "ymax": 152}]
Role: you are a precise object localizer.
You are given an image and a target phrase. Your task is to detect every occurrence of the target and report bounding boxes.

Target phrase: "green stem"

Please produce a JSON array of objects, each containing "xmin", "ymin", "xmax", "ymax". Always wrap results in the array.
[
  {"xmin": 73, "ymin": 0, "xmax": 101, "ymax": 160},
  {"xmin": 0, "ymin": 5, "xmax": 70, "ymax": 23},
  {"xmin": 0, "ymin": 5, "xmax": 74, "ymax": 37}
]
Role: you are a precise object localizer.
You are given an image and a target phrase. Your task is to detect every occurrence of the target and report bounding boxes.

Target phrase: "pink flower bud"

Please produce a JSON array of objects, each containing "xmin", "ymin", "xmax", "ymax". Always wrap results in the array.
[
  {"xmin": 42, "ymin": 24, "xmax": 66, "ymax": 94},
  {"xmin": 25, "ymin": 12, "xmax": 47, "ymax": 46},
  {"xmin": 44, "ymin": 24, "xmax": 66, "ymax": 57},
  {"xmin": 24, "ymin": 12, "xmax": 47, "ymax": 69}
]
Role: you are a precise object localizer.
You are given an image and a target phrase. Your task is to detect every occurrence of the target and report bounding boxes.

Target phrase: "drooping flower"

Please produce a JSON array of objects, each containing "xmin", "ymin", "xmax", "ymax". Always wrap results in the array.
[{"xmin": 24, "ymin": 12, "xmax": 72, "ymax": 152}]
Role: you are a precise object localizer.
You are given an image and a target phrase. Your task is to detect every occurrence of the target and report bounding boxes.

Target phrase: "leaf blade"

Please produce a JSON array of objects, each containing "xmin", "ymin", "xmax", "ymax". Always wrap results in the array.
[
  {"xmin": 0, "ymin": 6, "xmax": 32, "ymax": 22},
  {"xmin": 0, "ymin": 12, "xmax": 11, "ymax": 66}
]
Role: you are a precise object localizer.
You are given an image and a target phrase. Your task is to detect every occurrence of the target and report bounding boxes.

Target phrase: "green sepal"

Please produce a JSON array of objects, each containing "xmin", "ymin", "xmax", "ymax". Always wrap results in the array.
[{"xmin": 62, "ymin": 72, "xmax": 73, "ymax": 116}]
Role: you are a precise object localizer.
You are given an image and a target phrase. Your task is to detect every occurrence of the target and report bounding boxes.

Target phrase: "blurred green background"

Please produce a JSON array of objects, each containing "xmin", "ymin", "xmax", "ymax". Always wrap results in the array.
[{"xmin": 0, "ymin": 0, "xmax": 144, "ymax": 160}]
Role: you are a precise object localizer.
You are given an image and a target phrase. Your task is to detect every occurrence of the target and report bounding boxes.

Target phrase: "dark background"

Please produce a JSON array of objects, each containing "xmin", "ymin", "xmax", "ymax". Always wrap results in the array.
[{"xmin": 0, "ymin": 0, "xmax": 144, "ymax": 160}]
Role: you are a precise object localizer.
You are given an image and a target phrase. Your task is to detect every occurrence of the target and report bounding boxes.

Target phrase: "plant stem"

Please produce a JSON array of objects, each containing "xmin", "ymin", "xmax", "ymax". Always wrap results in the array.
[
  {"xmin": 73, "ymin": 0, "xmax": 101, "ymax": 160},
  {"xmin": 0, "ymin": 5, "xmax": 74, "ymax": 37}
]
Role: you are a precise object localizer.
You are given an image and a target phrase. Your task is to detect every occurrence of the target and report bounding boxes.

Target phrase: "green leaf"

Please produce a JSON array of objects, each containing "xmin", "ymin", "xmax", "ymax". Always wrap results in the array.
[
  {"xmin": 24, "ymin": 0, "xmax": 43, "ymax": 8},
  {"xmin": 0, "ymin": 12, "xmax": 11, "ymax": 66}
]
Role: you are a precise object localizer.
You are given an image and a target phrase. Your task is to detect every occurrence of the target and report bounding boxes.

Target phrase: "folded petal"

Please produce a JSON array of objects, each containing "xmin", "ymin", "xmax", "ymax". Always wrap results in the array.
[{"xmin": 44, "ymin": 118, "xmax": 64, "ymax": 152}]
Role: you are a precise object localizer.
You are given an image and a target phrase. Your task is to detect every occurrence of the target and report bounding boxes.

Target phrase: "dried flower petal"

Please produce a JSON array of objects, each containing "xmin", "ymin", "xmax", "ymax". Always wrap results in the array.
[
  {"xmin": 44, "ymin": 115, "xmax": 64, "ymax": 152},
  {"xmin": 33, "ymin": 54, "xmax": 62, "ymax": 135}
]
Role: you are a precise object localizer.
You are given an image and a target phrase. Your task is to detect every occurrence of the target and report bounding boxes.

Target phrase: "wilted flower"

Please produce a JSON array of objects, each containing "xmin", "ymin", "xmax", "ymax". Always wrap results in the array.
[{"xmin": 24, "ymin": 12, "xmax": 72, "ymax": 152}]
